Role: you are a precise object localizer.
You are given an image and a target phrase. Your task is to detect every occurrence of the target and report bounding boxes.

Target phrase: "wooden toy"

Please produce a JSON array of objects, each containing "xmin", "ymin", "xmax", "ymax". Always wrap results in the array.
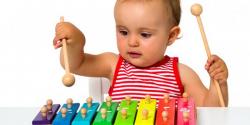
[
  {"xmin": 106, "ymin": 96, "xmax": 112, "ymax": 107},
  {"xmin": 155, "ymin": 93, "xmax": 176, "ymax": 125},
  {"xmin": 60, "ymin": 17, "xmax": 75, "ymax": 87},
  {"xmin": 134, "ymin": 95, "xmax": 156, "ymax": 125},
  {"xmin": 92, "ymin": 96, "xmax": 118, "ymax": 125},
  {"xmin": 114, "ymin": 96, "xmax": 138, "ymax": 125},
  {"xmin": 162, "ymin": 111, "xmax": 168, "ymax": 122},
  {"xmin": 80, "ymin": 108, "xmax": 87, "ymax": 118},
  {"xmin": 33, "ymin": 94, "xmax": 197, "ymax": 125},
  {"xmin": 32, "ymin": 99, "xmax": 60, "ymax": 125},
  {"xmin": 72, "ymin": 97, "xmax": 100, "ymax": 125},
  {"xmin": 177, "ymin": 93, "xmax": 196, "ymax": 125},
  {"xmin": 191, "ymin": 4, "xmax": 225, "ymax": 107},
  {"xmin": 61, "ymin": 107, "xmax": 67, "ymax": 118},
  {"xmin": 121, "ymin": 109, "xmax": 127, "ymax": 119},
  {"xmin": 52, "ymin": 98, "xmax": 80, "ymax": 125}
]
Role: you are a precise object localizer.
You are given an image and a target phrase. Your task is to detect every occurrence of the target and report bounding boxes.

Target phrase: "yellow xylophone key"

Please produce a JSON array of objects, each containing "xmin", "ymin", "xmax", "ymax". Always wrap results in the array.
[{"xmin": 134, "ymin": 95, "xmax": 156, "ymax": 125}]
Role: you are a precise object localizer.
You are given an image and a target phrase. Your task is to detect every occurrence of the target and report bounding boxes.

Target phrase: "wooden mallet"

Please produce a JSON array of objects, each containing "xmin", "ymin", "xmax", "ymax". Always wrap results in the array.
[
  {"xmin": 60, "ymin": 16, "xmax": 75, "ymax": 87},
  {"xmin": 191, "ymin": 4, "xmax": 225, "ymax": 107}
]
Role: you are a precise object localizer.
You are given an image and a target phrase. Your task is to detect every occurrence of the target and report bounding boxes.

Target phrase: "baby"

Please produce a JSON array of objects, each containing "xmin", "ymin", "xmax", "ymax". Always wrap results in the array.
[{"xmin": 53, "ymin": 0, "xmax": 228, "ymax": 107}]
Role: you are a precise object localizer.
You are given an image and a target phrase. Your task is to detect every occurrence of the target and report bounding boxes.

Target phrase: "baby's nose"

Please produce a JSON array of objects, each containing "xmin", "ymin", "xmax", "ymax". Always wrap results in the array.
[{"xmin": 128, "ymin": 35, "xmax": 139, "ymax": 47}]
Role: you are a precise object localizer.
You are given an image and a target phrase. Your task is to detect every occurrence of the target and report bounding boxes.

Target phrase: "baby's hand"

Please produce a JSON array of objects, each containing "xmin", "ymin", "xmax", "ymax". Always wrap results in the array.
[
  {"xmin": 205, "ymin": 55, "xmax": 228, "ymax": 85},
  {"xmin": 53, "ymin": 22, "xmax": 85, "ymax": 49}
]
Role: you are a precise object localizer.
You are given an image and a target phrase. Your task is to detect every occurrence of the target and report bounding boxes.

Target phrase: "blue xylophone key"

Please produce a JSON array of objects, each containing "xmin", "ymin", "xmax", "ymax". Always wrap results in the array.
[
  {"xmin": 52, "ymin": 103, "xmax": 80, "ymax": 125},
  {"xmin": 72, "ymin": 102, "xmax": 100, "ymax": 125}
]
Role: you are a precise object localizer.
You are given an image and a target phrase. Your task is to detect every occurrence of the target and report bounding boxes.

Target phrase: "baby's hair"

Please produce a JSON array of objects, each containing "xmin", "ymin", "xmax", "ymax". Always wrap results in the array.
[
  {"xmin": 167, "ymin": 0, "xmax": 181, "ymax": 26},
  {"xmin": 115, "ymin": 0, "xmax": 181, "ymax": 26}
]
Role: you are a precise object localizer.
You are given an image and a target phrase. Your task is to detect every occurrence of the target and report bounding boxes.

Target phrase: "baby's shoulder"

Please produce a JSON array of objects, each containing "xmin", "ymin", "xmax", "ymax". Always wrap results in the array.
[
  {"xmin": 178, "ymin": 63, "xmax": 201, "ymax": 84},
  {"xmin": 178, "ymin": 63, "xmax": 198, "ymax": 75},
  {"xmin": 100, "ymin": 52, "xmax": 119, "ymax": 66}
]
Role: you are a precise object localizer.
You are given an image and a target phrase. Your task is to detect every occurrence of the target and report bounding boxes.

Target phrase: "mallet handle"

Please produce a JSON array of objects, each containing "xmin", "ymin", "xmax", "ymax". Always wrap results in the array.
[
  {"xmin": 195, "ymin": 15, "xmax": 225, "ymax": 107},
  {"xmin": 60, "ymin": 17, "xmax": 70, "ymax": 74}
]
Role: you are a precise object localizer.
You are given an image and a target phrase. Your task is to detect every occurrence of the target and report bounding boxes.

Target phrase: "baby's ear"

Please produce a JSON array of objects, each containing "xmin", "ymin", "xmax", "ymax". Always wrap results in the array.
[{"xmin": 167, "ymin": 26, "xmax": 181, "ymax": 46}]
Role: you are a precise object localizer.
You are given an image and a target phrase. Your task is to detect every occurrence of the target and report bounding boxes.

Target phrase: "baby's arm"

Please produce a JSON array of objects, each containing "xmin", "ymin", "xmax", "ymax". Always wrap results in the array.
[
  {"xmin": 53, "ymin": 22, "xmax": 118, "ymax": 80},
  {"xmin": 179, "ymin": 55, "xmax": 228, "ymax": 107},
  {"xmin": 205, "ymin": 55, "xmax": 228, "ymax": 106},
  {"xmin": 179, "ymin": 63, "xmax": 208, "ymax": 106}
]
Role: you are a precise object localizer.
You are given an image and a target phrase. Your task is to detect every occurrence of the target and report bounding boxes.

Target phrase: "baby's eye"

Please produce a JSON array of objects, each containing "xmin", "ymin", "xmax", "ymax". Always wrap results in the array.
[
  {"xmin": 141, "ymin": 32, "xmax": 151, "ymax": 38},
  {"xmin": 119, "ymin": 30, "xmax": 128, "ymax": 36}
]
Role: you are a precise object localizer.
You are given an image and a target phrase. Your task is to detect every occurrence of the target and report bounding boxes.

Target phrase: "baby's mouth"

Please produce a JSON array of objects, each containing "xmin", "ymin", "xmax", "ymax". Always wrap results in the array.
[{"xmin": 128, "ymin": 51, "xmax": 142, "ymax": 58}]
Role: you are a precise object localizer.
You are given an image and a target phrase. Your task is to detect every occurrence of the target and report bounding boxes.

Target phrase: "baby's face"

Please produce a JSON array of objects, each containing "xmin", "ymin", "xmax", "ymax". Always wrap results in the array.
[{"xmin": 114, "ymin": 0, "xmax": 174, "ymax": 67}]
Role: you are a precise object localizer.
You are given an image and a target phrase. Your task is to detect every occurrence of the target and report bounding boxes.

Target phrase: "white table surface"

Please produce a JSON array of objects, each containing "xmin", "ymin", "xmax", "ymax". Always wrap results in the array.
[{"xmin": 0, "ymin": 107, "xmax": 249, "ymax": 125}]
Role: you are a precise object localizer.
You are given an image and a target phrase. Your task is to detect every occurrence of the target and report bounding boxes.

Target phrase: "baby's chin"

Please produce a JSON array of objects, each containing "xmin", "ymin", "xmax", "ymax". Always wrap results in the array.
[
  {"xmin": 128, "ymin": 59, "xmax": 155, "ymax": 68},
  {"xmin": 121, "ymin": 54, "xmax": 156, "ymax": 68}
]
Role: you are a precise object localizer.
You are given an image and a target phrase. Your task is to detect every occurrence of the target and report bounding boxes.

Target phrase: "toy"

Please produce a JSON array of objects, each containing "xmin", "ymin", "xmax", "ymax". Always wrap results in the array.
[
  {"xmin": 32, "ymin": 99, "xmax": 60, "ymax": 125},
  {"xmin": 177, "ymin": 93, "xmax": 196, "ymax": 125},
  {"xmin": 72, "ymin": 97, "xmax": 100, "ymax": 125},
  {"xmin": 33, "ymin": 94, "xmax": 196, "ymax": 125},
  {"xmin": 114, "ymin": 96, "xmax": 138, "ymax": 125},
  {"xmin": 92, "ymin": 96, "xmax": 118, "ymax": 125},
  {"xmin": 52, "ymin": 98, "xmax": 80, "ymax": 125},
  {"xmin": 155, "ymin": 93, "xmax": 176, "ymax": 125},
  {"xmin": 59, "ymin": 17, "xmax": 75, "ymax": 87},
  {"xmin": 191, "ymin": 4, "xmax": 225, "ymax": 107},
  {"xmin": 134, "ymin": 95, "xmax": 157, "ymax": 125}
]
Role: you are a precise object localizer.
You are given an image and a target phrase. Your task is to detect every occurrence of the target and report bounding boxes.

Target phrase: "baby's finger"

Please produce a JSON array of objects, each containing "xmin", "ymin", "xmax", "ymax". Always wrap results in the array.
[
  {"xmin": 205, "ymin": 55, "xmax": 218, "ymax": 70},
  {"xmin": 209, "ymin": 67, "xmax": 223, "ymax": 78},
  {"xmin": 55, "ymin": 22, "xmax": 65, "ymax": 31},
  {"xmin": 53, "ymin": 37, "xmax": 62, "ymax": 48},
  {"xmin": 205, "ymin": 62, "xmax": 211, "ymax": 70},
  {"xmin": 208, "ymin": 55, "xmax": 219, "ymax": 64},
  {"xmin": 54, "ymin": 41, "xmax": 62, "ymax": 49},
  {"xmin": 53, "ymin": 33, "xmax": 67, "ymax": 48},
  {"xmin": 208, "ymin": 60, "xmax": 221, "ymax": 74},
  {"xmin": 213, "ymin": 72, "xmax": 227, "ymax": 84},
  {"xmin": 53, "ymin": 36, "xmax": 62, "ymax": 49}
]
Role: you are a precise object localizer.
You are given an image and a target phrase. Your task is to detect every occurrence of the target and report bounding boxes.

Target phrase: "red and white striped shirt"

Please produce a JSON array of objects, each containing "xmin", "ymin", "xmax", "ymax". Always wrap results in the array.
[{"xmin": 109, "ymin": 55, "xmax": 184, "ymax": 102}]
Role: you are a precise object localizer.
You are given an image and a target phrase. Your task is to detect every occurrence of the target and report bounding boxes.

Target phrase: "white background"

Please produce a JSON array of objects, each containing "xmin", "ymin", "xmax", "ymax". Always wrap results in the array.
[{"xmin": 0, "ymin": 0, "xmax": 249, "ymax": 107}]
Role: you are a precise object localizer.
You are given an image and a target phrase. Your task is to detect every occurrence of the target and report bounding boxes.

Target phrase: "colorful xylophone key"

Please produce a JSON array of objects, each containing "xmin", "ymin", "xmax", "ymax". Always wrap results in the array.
[
  {"xmin": 135, "ymin": 95, "xmax": 157, "ymax": 125},
  {"xmin": 32, "ymin": 99, "xmax": 60, "ymax": 125},
  {"xmin": 155, "ymin": 93, "xmax": 176, "ymax": 125},
  {"xmin": 177, "ymin": 93, "xmax": 196, "ymax": 125},
  {"xmin": 114, "ymin": 96, "xmax": 138, "ymax": 125},
  {"xmin": 52, "ymin": 98, "xmax": 80, "ymax": 125},
  {"xmin": 72, "ymin": 97, "xmax": 100, "ymax": 125},
  {"xmin": 92, "ymin": 96, "xmax": 118, "ymax": 125}
]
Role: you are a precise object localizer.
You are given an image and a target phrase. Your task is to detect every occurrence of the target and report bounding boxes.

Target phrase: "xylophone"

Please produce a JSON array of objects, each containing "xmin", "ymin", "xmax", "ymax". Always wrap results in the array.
[{"xmin": 32, "ymin": 93, "xmax": 196, "ymax": 125}]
